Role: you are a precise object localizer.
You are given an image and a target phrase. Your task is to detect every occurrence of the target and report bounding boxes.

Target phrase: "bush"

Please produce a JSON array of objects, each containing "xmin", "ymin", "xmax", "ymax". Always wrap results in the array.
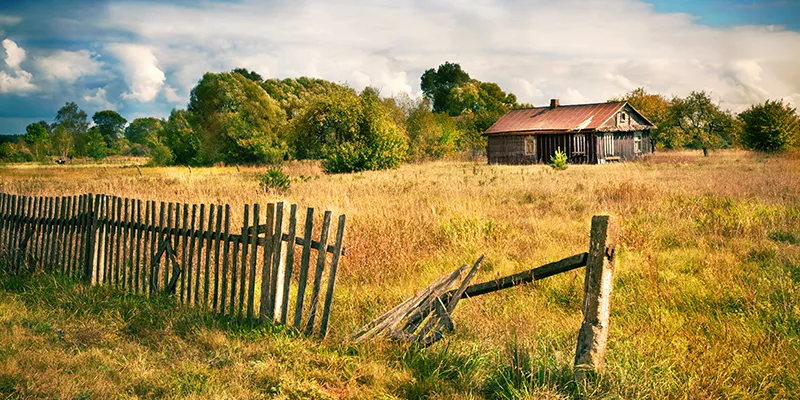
[
  {"xmin": 258, "ymin": 167, "xmax": 291, "ymax": 193},
  {"xmin": 550, "ymin": 148, "xmax": 568, "ymax": 170},
  {"xmin": 739, "ymin": 99, "xmax": 800, "ymax": 152}
]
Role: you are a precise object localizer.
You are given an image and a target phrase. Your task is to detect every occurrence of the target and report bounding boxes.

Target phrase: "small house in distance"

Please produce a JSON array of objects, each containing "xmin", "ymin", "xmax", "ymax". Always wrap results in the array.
[{"xmin": 483, "ymin": 99, "xmax": 655, "ymax": 164}]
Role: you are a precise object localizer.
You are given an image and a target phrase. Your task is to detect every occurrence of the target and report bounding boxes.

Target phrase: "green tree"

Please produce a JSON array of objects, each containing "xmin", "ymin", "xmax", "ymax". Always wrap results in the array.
[
  {"xmin": 54, "ymin": 102, "xmax": 89, "ymax": 137},
  {"xmin": 189, "ymin": 72, "xmax": 287, "ymax": 165},
  {"xmin": 92, "ymin": 110, "xmax": 127, "ymax": 147},
  {"xmin": 232, "ymin": 67, "xmax": 263, "ymax": 83},
  {"xmin": 50, "ymin": 125, "xmax": 73, "ymax": 159},
  {"xmin": 668, "ymin": 91, "xmax": 735, "ymax": 157},
  {"xmin": 262, "ymin": 77, "xmax": 350, "ymax": 121},
  {"xmin": 292, "ymin": 87, "xmax": 408, "ymax": 173},
  {"xmin": 84, "ymin": 127, "xmax": 107, "ymax": 160},
  {"xmin": 420, "ymin": 62, "xmax": 471, "ymax": 114},
  {"xmin": 406, "ymin": 98, "xmax": 461, "ymax": 161},
  {"xmin": 125, "ymin": 117, "xmax": 163, "ymax": 146},
  {"xmin": 611, "ymin": 88, "xmax": 670, "ymax": 151},
  {"xmin": 24, "ymin": 122, "xmax": 50, "ymax": 160},
  {"xmin": 738, "ymin": 99, "xmax": 800, "ymax": 153},
  {"xmin": 161, "ymin": 109, "xmax": 200, "ymax": 165}
]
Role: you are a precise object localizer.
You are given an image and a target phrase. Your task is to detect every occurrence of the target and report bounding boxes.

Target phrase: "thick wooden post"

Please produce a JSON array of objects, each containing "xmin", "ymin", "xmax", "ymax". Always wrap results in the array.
[{"xmin": 574, "ymin": 215, "xmax": 618, "ymax": 382}]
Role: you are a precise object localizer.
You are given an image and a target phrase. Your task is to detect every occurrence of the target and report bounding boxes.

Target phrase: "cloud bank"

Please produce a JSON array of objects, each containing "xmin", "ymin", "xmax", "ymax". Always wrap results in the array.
[{"xmin": 0, "ymin": 0, "xmax": 799, "ymax": 134}]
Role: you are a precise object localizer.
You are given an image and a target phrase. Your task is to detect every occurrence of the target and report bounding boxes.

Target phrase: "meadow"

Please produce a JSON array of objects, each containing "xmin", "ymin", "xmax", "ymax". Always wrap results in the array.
[{"xmin": 0, "ymin": 150, "xmax": 798, "ymax": 399}]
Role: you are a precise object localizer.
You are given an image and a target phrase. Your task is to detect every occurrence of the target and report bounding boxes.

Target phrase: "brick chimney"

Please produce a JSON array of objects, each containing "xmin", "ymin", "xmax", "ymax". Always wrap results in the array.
[{"xmin": 550, "ymin": 98, "xmax": 560, "ymax": 109}]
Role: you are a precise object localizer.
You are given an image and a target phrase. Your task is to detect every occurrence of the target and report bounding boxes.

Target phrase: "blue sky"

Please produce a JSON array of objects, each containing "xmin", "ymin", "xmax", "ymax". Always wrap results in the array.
[{"xmin": 1, "ymin": 0, "xmax": 799, "ymax": 135}]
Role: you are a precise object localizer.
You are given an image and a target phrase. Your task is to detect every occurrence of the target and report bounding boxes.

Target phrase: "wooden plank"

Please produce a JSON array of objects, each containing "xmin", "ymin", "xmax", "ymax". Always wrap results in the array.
[
  {"xmin": 203, "ymin": 204, "xmax": 214, "ymax": 308},
  {"xmin": 280, "ymin": 204, "xmax": 298, "ymax": 324},
  {"xmin": 44, "ymin": 197, "xmax": 55, "ymax": 272},
  {"xmin": 0, "ymin": 194, "xmax": 7, "ymax": 253},
  {"xmin": 293, "ymin": 207, "xmax": 314, "ymax": 329},
  {"xmin": 114, "ymin": 197, "xmax": 123, "ymax": 288},
  {"xmin": 58, "ymin": 196, "xmax": 69, "ymax": 274},
  {"xmin": 152, "ymin": 201, "xmax": 166, "ymax": 293},
  {"xmin": 29, "ymin": 197, "xmax": 40, "ymax": 269},
  {"xmin": 319, "ymin": 214, "xmax": 346, "ymax": 338},
  {"xmin": 85, "ymin": 194, "xmax": 99, "ymax": 284},
  {"xmin": 269, "ymin": 203, "xmax": 285, "ymax": 320},
  {"xmin": 141, "ymin": 201, "xmax": 152, "ymax": 294},
  {"xmin": 64, "ymin": 196, "xmax": 76, "ymax": 276},
  {"xmin": 195, "ymin": 204, "xmax": 205, "ymax": 305},
  {"xmin": 56, "ymin": 196, "xmax": 66, "ymax": 273},
  {"xmin": 164, "ymin": 202, "xmax": 174, "ymax": 290},
  {"xmin": 304, "ymin": 210, "xmax": 332, "ymax": 335},
  {"xmin": 103, "ymin": 196, "xmax": 114, "ymax": 285},
  {"xmin": 259, "ymin": 203, "xmax": 276, "ymax": 320},
  {"xmin": 187, "ymin": 204, "xmax": 198, "ymax": 304},
  {"xmin": 8, "ymin": 195, "xmax": 18, "ymax": 263},
  {"xmin": 134, "ymin": 199, "xmax": 143, "ymax": 293},
  {"xmin": 220, "ymin": 205, "xmax": 231, "ymax": 315},
  {"xmin": 121, "ymin": 198, "xmax": 130, "ymax": 289},
  {"xmin": 574, "ymin": 215, "xmax": 619, "ymax": 382},
  {"xmin": 16, "ymin": 197, "xmax": 30, "ymax": 271},
  {"xmin": 212, "ymin": 205, "xmax": 223, "ymax": 310},
  {"xmin": 67, "ymin": 196, "xmax": 78, "ymax": 275},
  {"xmin": 180, "ymin": 203, "xmax": 189, "ymax": 303},
  {"xmin": 125, "ymin": 199, "xmax": 136, "ymax": 290},
  {"xmin": 247, "ymin": 204, "xmax": 259, "ymax": 320},
  {"xmin": 237, "ymin": 204, "xmax": 250, "ymax": 318}
]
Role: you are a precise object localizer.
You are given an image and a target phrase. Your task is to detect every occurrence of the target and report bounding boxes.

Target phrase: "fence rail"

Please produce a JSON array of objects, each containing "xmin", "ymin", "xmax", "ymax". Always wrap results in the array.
[{"xmin": 0, "ymin": 193, "xmax": 346, "ymax": 338}]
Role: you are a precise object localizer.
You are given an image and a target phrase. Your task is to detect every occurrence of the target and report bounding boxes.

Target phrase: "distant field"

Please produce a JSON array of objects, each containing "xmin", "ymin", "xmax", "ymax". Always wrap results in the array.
[{"xmin": 0, "ymin": 150, "xmax": 798, "ymax": 399}]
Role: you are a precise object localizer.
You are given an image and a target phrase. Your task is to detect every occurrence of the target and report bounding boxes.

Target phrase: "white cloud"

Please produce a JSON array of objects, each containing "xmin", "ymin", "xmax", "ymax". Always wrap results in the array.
[
  {"xmin": 36, "ymin": 50, "xmax": 102, "ymax": 83},
  {"xmin": 106, "ymin": 43, "xmax": 165, "ymax": 102},
  {"xmin": 83, "ymin": 87, "xmax": 114, "ymax": 109},
  {"xmin": 0, "ymin": 39, "xmax": 34, "ymax": 93},
  {"xmin": 2, "ymin": 38, "xmax": 25, "ymax": 70},
  {"xmin": 87, "ymin": 0, "xmax": 800, "ymax": 112},
  {"xmin": 163, "ymin": 85, "xmax": 183, "ymax": 104}
]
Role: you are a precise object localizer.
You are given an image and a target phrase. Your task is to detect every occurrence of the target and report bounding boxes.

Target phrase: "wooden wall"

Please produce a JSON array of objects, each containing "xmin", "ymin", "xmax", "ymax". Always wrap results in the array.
[{"xmin": 488, "ymin": 131, "xmax": 650, "ymax": 165}]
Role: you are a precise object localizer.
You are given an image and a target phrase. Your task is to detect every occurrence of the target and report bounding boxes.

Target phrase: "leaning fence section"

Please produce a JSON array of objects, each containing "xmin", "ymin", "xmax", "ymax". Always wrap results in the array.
[{"xmin": 0, "ymin": 192, "xmax": 346, "ymax": 338}]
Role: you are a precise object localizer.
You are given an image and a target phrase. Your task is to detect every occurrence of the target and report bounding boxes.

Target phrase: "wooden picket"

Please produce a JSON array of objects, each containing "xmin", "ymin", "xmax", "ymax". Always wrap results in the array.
[{"xmin": 0, "ymin": 192, "xmax": 346, "ymax": 338}]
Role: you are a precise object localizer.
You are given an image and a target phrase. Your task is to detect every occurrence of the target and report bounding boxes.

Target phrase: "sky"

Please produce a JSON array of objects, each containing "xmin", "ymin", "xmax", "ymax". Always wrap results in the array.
[{"xmin": 0, "ymin": 0, "xmax": 799, "ymax": 135}]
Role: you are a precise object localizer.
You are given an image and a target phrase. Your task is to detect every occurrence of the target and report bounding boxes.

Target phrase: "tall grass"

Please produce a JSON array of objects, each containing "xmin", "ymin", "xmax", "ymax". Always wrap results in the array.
[{"xmin": 0, "ymin": 149, "xmax": 798, "ymax": 398}]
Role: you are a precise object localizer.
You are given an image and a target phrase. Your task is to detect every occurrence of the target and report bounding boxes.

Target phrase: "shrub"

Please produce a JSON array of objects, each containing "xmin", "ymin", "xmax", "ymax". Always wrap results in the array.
[
  {"xmin": 550, "ymin": 148, "xmax": 568, "ymax": 170},
  {"xmin": 739, "ymin": 99, "xmax": 800, "ymax": 152},
  {"xmin": 258, "ymin": 167, "xmax": 291, "ymax": 193}
]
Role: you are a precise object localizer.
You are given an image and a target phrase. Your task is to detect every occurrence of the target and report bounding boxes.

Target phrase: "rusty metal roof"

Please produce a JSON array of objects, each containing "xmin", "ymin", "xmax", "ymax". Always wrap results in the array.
[{"xmin": 484, "ymin": 101, "xmax": 630, "ymax": 135}]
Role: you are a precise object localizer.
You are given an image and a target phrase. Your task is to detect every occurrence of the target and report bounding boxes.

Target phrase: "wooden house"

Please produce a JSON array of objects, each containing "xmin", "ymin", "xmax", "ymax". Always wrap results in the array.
[{"xmin": 483, "ymin": 99, "xmax": 655, "ymax": 164}]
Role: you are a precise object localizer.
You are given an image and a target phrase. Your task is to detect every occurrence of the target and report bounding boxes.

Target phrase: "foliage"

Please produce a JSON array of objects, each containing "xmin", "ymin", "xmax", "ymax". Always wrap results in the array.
[
  {"xmin": 161, "ymin": 109, "xmax": 200, "ymax": 165},
  {"xmin": 84, "ymin": 127, "xmax": 107, "ymax": 160},
  {"xmin": 125, "ymin": 117, "xmax": 163, "ymax": 146},
  {"xmin": 24, "ymin": 122, "xmax": 50, "ymax": 160},
  {"xmin": 293, "ymin": 87, "xmax": 408, "ymax": 173},
  {"xmin": 92, "ymin": 110, "xmax": 127, "ymax": 146},
  {"xmin": 262, "ymin": 76, "xmax": 349, "ymax": 121},
  {"xmin": 232, "ymin": 67, "xmax": 263, "ymax": 83},
  {"xmin": 667, "ymin": 91, "xmax": 737, "ymax": 156},
  {"xmin": 257, "ymin": 167, "xmax": 291, "ymax": 193},
  {"xmin": 611, "ymin": 88, "xmax": 670, "ymax": 150},
  {"xmin": 50, "ymin": 125, "xmax": 73, "ymax": 159},
  {"xmin": 406, "ymin": 98, "xmax": 461, "ymax": 161},
  {"xmin": 54, "ymin": 102, "xmax": 89, "ymax": 137},
  {"xmin": 148, "ymin": 138, "xmax": 175, "ymax": 166},
  {"xmin": 550, "ymin": 147, "xmax": 568, "ymax": 170},
  {"xmin": 420, "ymin": 62, "xmax": 471, "ymax": 114},
  {"xmin": 0, "ymin": 142, "xmax": 30, "ymax": 162},
  {"xmin": 738, "ymin": 99, "xmax": 800, "ymax": 152},
  {"xmin": 189, "ymin": 72, "xmax": 287, "ymax": 165}
]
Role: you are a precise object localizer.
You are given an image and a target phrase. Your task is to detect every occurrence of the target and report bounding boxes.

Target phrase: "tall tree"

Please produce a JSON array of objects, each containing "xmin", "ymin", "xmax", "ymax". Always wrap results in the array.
[
  {"xmin": 92, "ymin": 110, "xmax": 127, "ymax": 146},
  {"xmin": 161, "ymin": 109, "xmax": 200, "ymax": 165},
  {"xmin": 611, "ymin": 88, "xmax": 670, "ymax": 152},
  {"xmin": 125, "ymin": 117, "xmax": 163, "ymax": 145},
  {"xmin": 189, "ymin": 72, "xmax": 287, "ymax": 164},
  {"xmin": 232, "ymin": 67, "xmax": 263, "ymax": 83},
  {"xmin": 54, "ymin": 102, "xmax": 89, "ymax": 137},
  {"xmin": 24, "ymin": 122, "xmax": 50, "ymax": 160},
  {"xmin": 739, "ymin": 99, "xmax": 800, "ymax": 153},
  {"xmin": 420, "ymin": 62, "xmax": 471, "ymax": 114},
  {"xmin": 84, "ymin": 127, "xmax": 107, "ymax": 160},
  {"xmin": 668, "ymin": 91, "xmax": 735, "ymax": 157},
  {"xmin": 50, "ymin": 125, "xmax": 73, "ymax": 160},
  {"xmin": 262, "ymin": 77, "xmax": 350, "ymax": 121}
]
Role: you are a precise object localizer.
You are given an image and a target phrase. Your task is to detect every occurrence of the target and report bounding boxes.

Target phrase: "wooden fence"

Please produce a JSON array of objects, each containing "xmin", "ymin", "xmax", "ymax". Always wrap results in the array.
[{"xmin": 0, "ymin": 193, "xmax": 346, "ymax": 338}]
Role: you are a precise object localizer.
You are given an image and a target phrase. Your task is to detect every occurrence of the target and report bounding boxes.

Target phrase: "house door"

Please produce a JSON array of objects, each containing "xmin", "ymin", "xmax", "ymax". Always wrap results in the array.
[{"xmin": 572, "ymin": 134, "xmax": 587, "ymax": 164}]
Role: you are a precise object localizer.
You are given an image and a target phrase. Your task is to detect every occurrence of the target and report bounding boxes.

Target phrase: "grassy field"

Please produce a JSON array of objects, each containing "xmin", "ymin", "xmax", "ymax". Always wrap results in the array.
[{"xmin": 0, "ymin": 150, "xmax": 798, "ymax": 399}]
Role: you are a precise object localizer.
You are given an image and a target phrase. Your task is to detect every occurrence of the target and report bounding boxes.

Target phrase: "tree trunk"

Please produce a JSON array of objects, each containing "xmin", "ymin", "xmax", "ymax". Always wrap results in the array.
[{"xmin": 702, "ymin": 146, "xmax": 708, "ymax": 157}]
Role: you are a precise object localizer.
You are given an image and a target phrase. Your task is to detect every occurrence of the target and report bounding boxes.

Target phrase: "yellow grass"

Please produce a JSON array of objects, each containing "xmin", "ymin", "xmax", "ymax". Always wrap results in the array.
[{"xmin": 0, "ymin": 149, "xmax": 798, "ymax": 398}]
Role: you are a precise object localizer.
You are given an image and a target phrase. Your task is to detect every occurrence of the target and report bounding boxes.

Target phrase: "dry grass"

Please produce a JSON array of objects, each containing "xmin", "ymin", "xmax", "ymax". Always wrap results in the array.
[{"xmin": 0, "ymin": 149, "xmax": 798, "ymax": 398}]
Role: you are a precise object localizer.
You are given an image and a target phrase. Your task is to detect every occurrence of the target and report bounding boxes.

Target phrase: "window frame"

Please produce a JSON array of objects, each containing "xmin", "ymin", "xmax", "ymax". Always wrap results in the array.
[{"xmin": 524, "ymin": 136, "xmax": 536, "ymax": 156}]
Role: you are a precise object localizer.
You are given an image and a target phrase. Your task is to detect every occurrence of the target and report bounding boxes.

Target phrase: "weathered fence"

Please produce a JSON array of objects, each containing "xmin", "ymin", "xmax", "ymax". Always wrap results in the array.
[{"xmin": 0, "ymin": 193, "xmax": 346, "ymax": 338}]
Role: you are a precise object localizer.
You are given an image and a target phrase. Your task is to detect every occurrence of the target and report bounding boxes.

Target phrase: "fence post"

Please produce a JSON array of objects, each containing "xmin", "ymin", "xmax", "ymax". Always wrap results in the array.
[
  {"xmin": 574, "ymin": 215, "xmax": 618, "ymax": 383},
  {"xmin": 84, "ymin": 194, "xmax": 98, "ymax": 284}
]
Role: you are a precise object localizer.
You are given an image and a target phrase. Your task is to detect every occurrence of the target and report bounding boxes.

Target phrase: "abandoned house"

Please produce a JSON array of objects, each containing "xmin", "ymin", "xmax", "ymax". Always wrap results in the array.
[{"xmin": 483, "ymin": 99, "xmax": 656, "ymax": 164}]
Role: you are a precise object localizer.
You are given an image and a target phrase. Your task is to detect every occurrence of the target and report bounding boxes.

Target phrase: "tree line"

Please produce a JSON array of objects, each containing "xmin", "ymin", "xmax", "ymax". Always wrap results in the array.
[{"xmin": 2, "ymin": 63, "xmax": 798, "ymax": 170}]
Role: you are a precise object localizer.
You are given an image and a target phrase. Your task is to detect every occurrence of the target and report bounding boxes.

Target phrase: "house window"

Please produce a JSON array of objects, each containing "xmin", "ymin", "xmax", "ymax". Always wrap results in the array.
[
  {"xmin": 604, "ymin": 134, "xmax": 615, "ymax": 156},
  {"xmin": 524, "ymin": 136, "xmax": 536, "ymax": 156},
  {"xmin": 619, "ymin": 112, "xmax": 627, "ymax": 124},
  {"xmin": 634, "ymin": 132, "xmax": 642, "ymax": 154},
  {"xmin": 573, "ymin": 134, "xmax": 586, "ymax": 155}
]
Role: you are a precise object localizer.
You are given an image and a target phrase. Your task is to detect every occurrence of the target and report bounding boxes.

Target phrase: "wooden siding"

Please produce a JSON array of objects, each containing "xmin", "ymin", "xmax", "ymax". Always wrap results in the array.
[
  {"xmin": 487, "ymin": 134, "xmax": 598, "ymax": 165},
  {"xmin": 487, "ymin": 135, "xmax": 538, "ymax": 164},
  {"xmin": 596, "ymin": 131, "xmax": 651, "ymax": 162}
]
